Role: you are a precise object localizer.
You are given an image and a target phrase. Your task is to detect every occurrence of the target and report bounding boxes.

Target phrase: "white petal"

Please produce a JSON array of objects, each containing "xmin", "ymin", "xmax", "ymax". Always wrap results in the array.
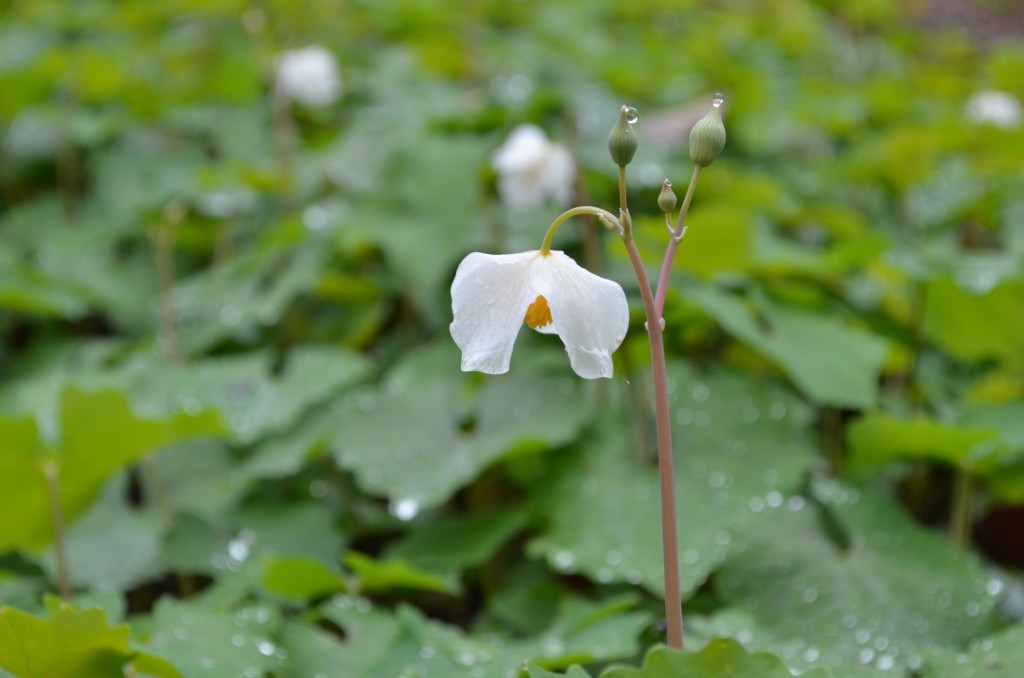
[
  {"xmin": 497, "ymin": 171, "xmax": 546, "ymax": 209},
  {"xmin": 275, "ymin": 45, "xmax": 342, "ymax": 107},
  {"xmin": 540, "ymin": 144, "xmax": 577, "ymax": 207},
  {"xmin": 491, "ymin": 124, "xmax": 550, "ymax": 174},
  {"xmin": 531, "ymin": 251, "xmax": 629, "ymax": 379},
  {"xmin": 450, "ymin": 251, "xmax": 539, "ymax": 374},
  {"xmin": 965, "ymin": 90, "xmax": 1022, "ymax": 129}
]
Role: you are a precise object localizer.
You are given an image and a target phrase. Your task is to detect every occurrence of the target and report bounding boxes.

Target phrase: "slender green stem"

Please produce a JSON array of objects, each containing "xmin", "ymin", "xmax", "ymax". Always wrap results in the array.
[
  {"xmin": 43, "ymin": 463, "xmax": 72, "ymax": 599},
  {"xmin": 823, "ymin": 407, "xmax": 844, "ymax": 477},
  {"xmin": 950, "ymin": 470, "xmax": 974, "ymax": 550},
  {"xmin": 618, "ymin": 166, "xmax": 684, "ymax": 649},
  {"xmin": 654, "ymin": 165, "xmax": 702, "ymax": 318},
  {"xmin": 540, "ymin": 206, "xmax": 620, "ymax": 253},
  {"xmin": 153, "ymin": 217, "xmax": 183, "ymax": 363}
]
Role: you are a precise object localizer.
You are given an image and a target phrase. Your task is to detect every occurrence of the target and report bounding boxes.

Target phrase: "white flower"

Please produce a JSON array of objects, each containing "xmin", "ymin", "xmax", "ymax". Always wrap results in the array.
[
  {"xmin": 450, "ymin": 250, "xmax": 628, "ymax": 379},
  {"xmin": 965, "ymin": 90, "xmax": 1022, "ymax": 130},
  {"xmin": 491, "ymin": 124, "xmax": 576, "ymax": 209},
  {"xmin": 274, "ymin": 45, "xmax": 342, "ymax": 107}
]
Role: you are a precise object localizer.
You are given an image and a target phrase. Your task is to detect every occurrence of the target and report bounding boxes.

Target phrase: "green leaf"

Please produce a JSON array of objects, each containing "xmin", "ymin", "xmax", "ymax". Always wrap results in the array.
[
  {"xmin": 846, "ymin": 414, "xmax": 998, "ymax": 471},
  {"xmin": 531, "ymin": 361, "xmax": 816, "ymax": 597},
  {"xmin": 923, "ymin": 276, "xmax": 1024, "ymax": 370},
  {"xmin": 230, "ymin": 501, "xmax": 347, "ymax": 563},
  {"xmin": 172, "ymin": 247, "xmax": 328, "ymax": 357},
  {"xmin": 344, "ymin": 134, "xmax": 489, "ymax": 320},
  {"xmin": 129, "ymin": 346, "xmax": 369, "ymax": 445},
  {"xmin": 344, "ymin": 552, "xmax": 458, "ymax": 595},
  {"xmin": 262, "ymin": 556, "xmax": 346, "ymax": 601},
  {"xmin": 331, "ymin": 342, "xmax": 593, "ymax": 510},
  {"xmin": 0, "ymin": 387, "xmax": 219, "ymax": 552},
  {"xmin": 278, "ymin": 620, "xmax": 378, "ymax": 678},
  {"xmin": 920, "ymin": 625, "xmax": 1024, "ymax": 677},
  {"xmin": 524, "ymin": 664, "xmax": 593, "ymax": 678},
  {"xmin": 634, "ymin": 205, "xmax": 753, "ymax": 278},
  {"xmin": 601, "ymin": 638, "xmax": 833, "ymax": 677},
  {"xmin": 0, "ymin": 604, "xmax": 139, "ymax": 678},
  {"xmin": 41, "ymin": 474, "xmax": 163, "ymax": 591},
  {"xmin": 715, "ymin": 479, "xmax": 998, "ymax": 675},
  {"xmin": 385, "ymin": 506, "xmax": 529, "ymax": 572},
  {"xmin": 687, "ymin": 287, "xmax": 888, "ymax": 408},
  {"xmin": 144, "ymin": 600, "xmax": 284, "ymax": 678}
]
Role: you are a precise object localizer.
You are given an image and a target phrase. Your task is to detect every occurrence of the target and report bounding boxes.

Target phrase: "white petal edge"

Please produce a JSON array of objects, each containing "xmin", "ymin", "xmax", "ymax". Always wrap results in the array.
[
  {"xmin": 531, "ymin": 251, "xmax": 629, "ymax": 379},
  {"xmin": 491, "ymin": 124, "xmax": 550, "ymax": 174},
  {"xmin": 449, "ymin": 251, "xmax": 540, "ymax": 374}
]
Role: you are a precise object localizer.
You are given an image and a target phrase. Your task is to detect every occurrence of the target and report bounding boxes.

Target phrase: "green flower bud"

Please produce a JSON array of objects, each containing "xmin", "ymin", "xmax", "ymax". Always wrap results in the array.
[
  {"xmin": 689, "ymin": 93, "xmax": 726, "ymax": 167},
  {"xmin": 607, "ymin": 105, "xmax": 639, "ymax": 167},
  {"xmin": 658, "ymin": 179, "xmax": 677, "ymax": 213}
]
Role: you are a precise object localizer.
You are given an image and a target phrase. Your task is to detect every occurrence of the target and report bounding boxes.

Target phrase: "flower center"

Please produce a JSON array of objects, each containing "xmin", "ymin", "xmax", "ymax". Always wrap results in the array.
[{"xmin": 524, "ymin": 295, "xmax": 553, "ymax": 329}]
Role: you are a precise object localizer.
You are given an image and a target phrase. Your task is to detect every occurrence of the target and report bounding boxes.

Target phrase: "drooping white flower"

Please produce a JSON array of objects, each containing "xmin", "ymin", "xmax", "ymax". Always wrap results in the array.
[
  {"xmin": 450, "ymin": 250, "xmax": 628, "ymax": 379},
  {"xmin": 491, "ymin": 125, "xmax": 576, "ymax": 209},
  {"xmin": 274, "ymin": 45, "xmax": 342, "ymax": 107},
  {"xmin": 965, "ymin": 90, "xmax": 1022, "ymax": 130}
]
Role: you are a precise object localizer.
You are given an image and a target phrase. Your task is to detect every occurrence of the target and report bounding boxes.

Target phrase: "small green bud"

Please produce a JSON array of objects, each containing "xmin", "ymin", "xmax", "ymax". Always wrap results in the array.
[
  {"xmin": 689, "ymin": 93, "xmax": 726, "ymax": 167},
  {"xmin": 607, "ymin": 105, "xmax": 639, "ymax": 167},
  {"xmin": 658, "ymin": 179, "xmax": 677, "ymax": 213}
]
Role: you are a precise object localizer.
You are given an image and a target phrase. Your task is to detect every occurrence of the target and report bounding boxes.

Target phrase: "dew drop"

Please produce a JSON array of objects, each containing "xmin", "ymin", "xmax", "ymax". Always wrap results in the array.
[
  {"xmin": 624, "ymin": 106, "xmax": 639, "ymax": 124},
  {"xmin": 552, "ymin": 550, "xmax": 576, "ymax": 571},
  {"xmin": 712, "ymin": 92, "xmax": 725, "ymax": 108},
  {"xmin": 390, "ymin": 497, "xmax": 420, "ymax": 521}
]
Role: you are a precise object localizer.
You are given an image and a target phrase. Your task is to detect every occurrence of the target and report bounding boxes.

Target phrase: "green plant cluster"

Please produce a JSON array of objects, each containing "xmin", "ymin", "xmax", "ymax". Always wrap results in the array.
[{"xmin": 2, "ymin": 1, "xmax": 1023, "ymax": 677}]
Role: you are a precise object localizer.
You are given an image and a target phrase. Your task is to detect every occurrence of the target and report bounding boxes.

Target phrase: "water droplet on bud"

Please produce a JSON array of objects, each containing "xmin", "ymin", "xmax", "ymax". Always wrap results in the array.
[
  {"xmin": 712, "ymin": 92, "xmax": 725, "ymax": 108},
  {"xmin": 624, "ymin": 106, "xmax": 639, "ymax": 124}
]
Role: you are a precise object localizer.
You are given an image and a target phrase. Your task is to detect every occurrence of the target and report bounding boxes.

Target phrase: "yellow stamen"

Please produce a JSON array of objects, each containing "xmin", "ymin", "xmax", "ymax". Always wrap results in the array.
[{"xmin": 524, "ymin": 295, "xmax": 553, "ymax": 329}]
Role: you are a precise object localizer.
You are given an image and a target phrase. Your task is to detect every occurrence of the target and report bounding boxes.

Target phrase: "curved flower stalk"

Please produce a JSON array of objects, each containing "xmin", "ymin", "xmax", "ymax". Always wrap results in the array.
[
  {"xmin": 491, "ymin": 124, "xmax": 576, "ymax": 208},
  {"xmin": 451, "ymin": 98, "xmax": 726, "ymax": 650}
]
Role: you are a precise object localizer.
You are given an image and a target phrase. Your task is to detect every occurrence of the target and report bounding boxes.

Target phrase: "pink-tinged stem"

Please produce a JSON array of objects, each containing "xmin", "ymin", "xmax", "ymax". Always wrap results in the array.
[
  {"xmin": 617, "ymin": 162, "xmax": 684, "ymax": 649},
  {"xmin": 654, "ymin": 165, "xmax": 702, "ymax": 318},
  {"xmin": 622, "ymin": 233, "xmax": 684, "ymax": 649}
]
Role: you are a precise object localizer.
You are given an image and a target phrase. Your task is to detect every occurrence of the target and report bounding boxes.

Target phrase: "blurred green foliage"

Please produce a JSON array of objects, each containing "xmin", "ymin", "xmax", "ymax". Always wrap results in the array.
[{"xmin": 1, "ymin": 0, "xmax": 1024, "ymax": 676}]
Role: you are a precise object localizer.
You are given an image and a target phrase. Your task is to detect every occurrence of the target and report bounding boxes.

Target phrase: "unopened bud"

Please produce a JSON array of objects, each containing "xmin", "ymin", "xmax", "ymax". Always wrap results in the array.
[
  {"xmin": 689, "ymin": 93, "xmax": 726, "ymax": 167},
  {"xmin": 607, "ymin": 105, "xmax": 639, "ymax": 167},
  {"xmin": 657, "ymin": 179, "xmax": 677, "ymax": 213}
]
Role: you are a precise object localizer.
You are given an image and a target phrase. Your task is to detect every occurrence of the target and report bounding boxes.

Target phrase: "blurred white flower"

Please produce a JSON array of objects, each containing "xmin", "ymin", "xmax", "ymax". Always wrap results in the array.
[
  {"xmin": 274, "ymin": 45, "xmax": 342, "ymax": 107},
  {"xmin": 965, "ymin": 90, "xmax": 1022, "ymax": 130},
  {"xmin": 492, "ymin": 124, "xmax": 576, "ymax": 209},
  {"xmin": 450, "ymin": 250, "xmax": 628, "ymax": 379}
]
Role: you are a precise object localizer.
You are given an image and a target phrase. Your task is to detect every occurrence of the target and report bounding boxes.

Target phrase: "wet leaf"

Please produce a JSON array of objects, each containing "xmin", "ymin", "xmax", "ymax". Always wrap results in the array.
[
  {"xmin": 601, "ymin": 638, "xmax": 833, "ymax": 677},
  {"xmin": 531, "ymin": 361, "xmax": 816, "ymax": 596},
  {"xmin": 687, "ymin": 287, "xmax": 888, "ymax": 409},
  {"xmin": 715, "ymin": 479, "xmax": 998, "ymax": 675}
]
